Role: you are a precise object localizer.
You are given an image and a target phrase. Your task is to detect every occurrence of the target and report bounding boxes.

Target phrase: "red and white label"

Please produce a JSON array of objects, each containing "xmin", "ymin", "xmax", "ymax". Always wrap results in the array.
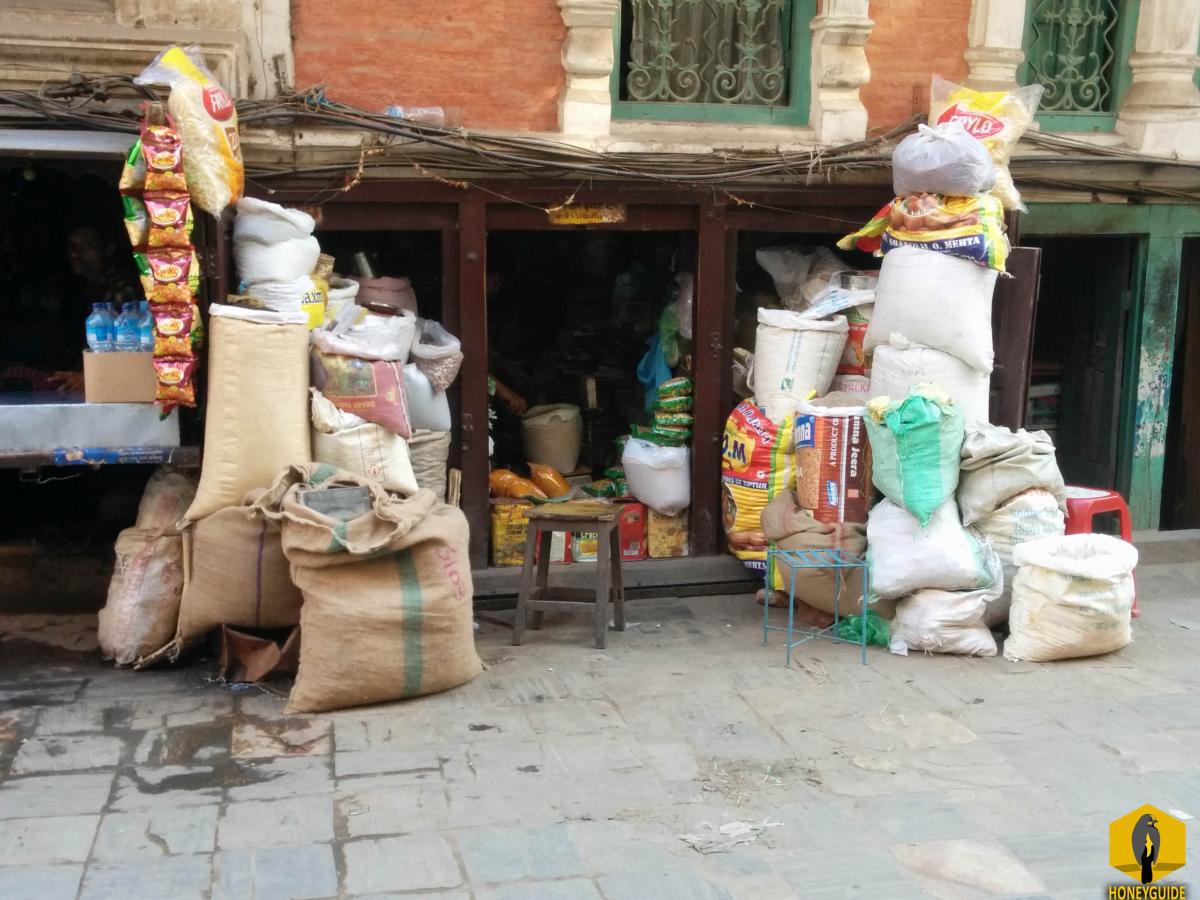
[
  {"xmin": 202, "ymin": 85, "xmax": 234, "ymax": 121},
  {"xmin": 936, "ymin": 101, "xmax": 1004, "ymax": 139}
]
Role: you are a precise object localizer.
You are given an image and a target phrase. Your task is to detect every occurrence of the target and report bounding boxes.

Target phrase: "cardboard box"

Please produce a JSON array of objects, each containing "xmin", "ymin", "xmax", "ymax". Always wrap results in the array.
[
  {"xmin": 617, "ymin": 500, "xmax": 647, "ymax": 562},
  {"xmin": 490, "ymin": 500, "xmax": 570, "ymax": 567},
  {"xmin": 571, "ymin": 531, "xmax": 599, "ymax": 563},
  {"xmin": 648, "ymin": 508, "xmax": 689, "ymax": 559},
  {"xmin": 83, "ymin": 351, "xmax": 157, "ymax": 404}
]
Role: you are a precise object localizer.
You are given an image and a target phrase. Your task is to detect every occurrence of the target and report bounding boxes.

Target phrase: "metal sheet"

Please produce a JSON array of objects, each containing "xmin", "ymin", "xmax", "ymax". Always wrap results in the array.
[{"xmin": 0, "ymin": 394, "xmax": 180, "ymax": 452}]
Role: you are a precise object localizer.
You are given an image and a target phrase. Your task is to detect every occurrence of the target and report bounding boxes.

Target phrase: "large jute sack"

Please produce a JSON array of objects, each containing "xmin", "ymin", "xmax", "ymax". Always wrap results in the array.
[
  {"xmin": 1004, "ymin": 534, "xmax": 1137, "ymax": 662},
  {"xmin": 761, "ymin": 491, "xmax": 892, "ymax": 618},
  {"xmin": 98, "ymin": 528, "xmax": 184, "ymax": 666},
  {"xmin": 870, "ymin": 335, "xmax": 991, "ymax": 425},
  {"xmin": 172, "ymin": 504, "xmax": 302, "ymax": 654},
  {"xmin": 253, "ymin": 464, "xmax": 481, "ymax": 713},
  {"xmin": 866, "ymin": 246, "xmax": 999, "ymax": 373},
  {"xmin": 185, "ymin": 306, "xmax": 310, "ymax": 523},
  {"xmin": 865, "ymin": 385, "xmax": 964, "ymax": 526},
  {"xmin": 311, "ymin": 389, "xmax": 419, "ymax": 494},
  {"xmin": 409, "ymin": 429, "xmax": 452, "ymax": 501},
  {"xmin": 753, "ymin": 309, "xmax": 848, "ymax": 423},
  {"xmin": 867, "ymin": 498, "xmax": 996, "ymax": 601},
  {"xmin": 958, "ymin": 424, "xmax": 1066, "ymax": 525}
]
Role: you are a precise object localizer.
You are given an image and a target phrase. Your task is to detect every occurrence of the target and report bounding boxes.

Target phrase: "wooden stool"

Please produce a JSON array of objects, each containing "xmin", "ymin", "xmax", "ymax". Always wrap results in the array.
[{"xmin": 512, "ymin": 502, "xmax": 625, "ymax": 649}]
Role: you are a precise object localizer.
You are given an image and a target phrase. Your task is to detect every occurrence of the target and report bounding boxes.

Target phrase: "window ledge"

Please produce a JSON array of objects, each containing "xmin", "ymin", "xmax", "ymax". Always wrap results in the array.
[{"xmin": 598, "ymin": 120, "xmax": 822, "ymax": 153}]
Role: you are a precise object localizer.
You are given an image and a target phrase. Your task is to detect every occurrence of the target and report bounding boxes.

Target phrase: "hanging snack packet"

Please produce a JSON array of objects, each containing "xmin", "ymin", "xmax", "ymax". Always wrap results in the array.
[
  {"xmin": 143, "ymin": 192, "xmax": 194, "ymax": 248},
  {"xmin": 928, "ymin": 75, "xmax": 1044, "ymax": 211},
  {"xmin": 119, "ymin": 140, "xmax": 147, "ymax": 194},
  {"xmin": 138, "ymin": 248, "xmax": 200, "ymax": 303},
  {"xmin": 141, "ymin": 122, "xmax": 187, "ymax": 193},
  {"xmin": 123, "ymin": 197, "xmax": 148, "ymax": 247},
  {"xmin": 135, "ymin": 45, "xmax": 244, "ymax": 215},
  {"xmin": 152, "ymin": 304, "xmax": 195, "ymax": 357},
  {"xmin": 154, "ymin": 357, "xmax": 197, "ymax": 407}
]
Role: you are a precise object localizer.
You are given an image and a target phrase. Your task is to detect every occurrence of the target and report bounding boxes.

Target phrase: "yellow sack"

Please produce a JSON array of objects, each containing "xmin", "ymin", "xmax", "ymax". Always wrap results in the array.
[
  {"xmin": 721, "ymin": 402, "xmax": 795, "ymax": 573},
  {"xmin": 135, "ymin": 45, "xmax": 244, "ymax": 215},
  {"xmin": 928, "ymin": 75, "xmax": 1043, "ymax": 211}
]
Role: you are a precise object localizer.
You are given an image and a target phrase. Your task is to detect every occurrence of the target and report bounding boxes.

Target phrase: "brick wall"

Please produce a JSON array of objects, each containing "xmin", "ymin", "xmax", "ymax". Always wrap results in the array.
[
  {"xmin": 861, "ymin": 0, "xmax": 971, "ymax": 132},
  {"xmin": 292, "ymin": 0, "xmax": 566, "ymax": 131}
]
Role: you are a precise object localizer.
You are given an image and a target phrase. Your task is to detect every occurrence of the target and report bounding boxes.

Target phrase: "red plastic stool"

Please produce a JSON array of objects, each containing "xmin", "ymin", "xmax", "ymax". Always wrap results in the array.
[{"xmin": 1063, "ymin": 486, "xmax": 1139, "ymax": 618}]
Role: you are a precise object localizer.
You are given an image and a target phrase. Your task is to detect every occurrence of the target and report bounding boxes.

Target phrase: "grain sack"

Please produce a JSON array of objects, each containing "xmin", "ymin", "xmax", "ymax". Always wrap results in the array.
[
  {"xmin": 311, "ymin": 308, "xmax": 417, "ymax": 362},
  {"xmin": 753, "ymin": 310, "xmax": 848, "ymax": 423},
  {"xmin": 234, "ymin": 236, "xmax": 321, "ymax": 285},
  {"xmin": 622, "ymin": 439, "xmax": 690, "ymax": 516},
  {"xmin": 135, "ymin": 467, "xmax": 197, "ymax": 534},
  {"xmin": 311, "ymin": 390, "xmax": 419, "ymax": 494},
  {"xmin": 173, "ymin": 505, "xmax": 302, "ymax": 651},
  {"xmin": 973, "ymin": 488, "xmax": 1065, "ymax": 627},
  {"xmin": 866, "ymin": 246, "xmax": 999, "ymax": 373},
  {"xmin": 721, "ymin": 402, "xmax": 795, "ymax": 573},
  {"xmin": 867, "ymin": 499, "xmax": 996, "ymax": 600},
  {"xmin": 233, "ymin": 197, "xmax": 315, "ymax": 244},
  {"xmin": 521, "ymin": 404, "xmax": 583, "ymax": 475},
  {"xmin": 184, "ymin": 305, "xmax": 310, "ymax": 524},
  {"xmin": 888, "ymin": 562, "xmax": 1003, "ymax": 658},
  {"xmin": 865, "ymin": 386, "xmax": 964, "ymax": 526},
  {"xmin": 98, "ymin": 528, "xmax": 184, "ymax": 665},
  {"xmin": 761, "ymin": 491, "xmax": 890, "ymax": 618},
  {"xmin": 409, "ymin": 429, "xmax": 452, "ymax": 501},
  {"xmin": 311, "ymin": 351, "xmax": 412, "ymax": 438},
  {"xmin": 1004, "ymin": 534, "xmax": 1137, "ymax": 662},
  {"xmin": 793, "ymin": 397, "xmax": 872, "ymax": 524},
  {"xmin": 870, "ymin": 335, "xmax": 991, "ymax": 424},
  {"xmin": 958, "ymin": 424, "xmax": 1066, "ymax": 525},
  {"xmin": 410, "ymin": 319, "xmax": 464, "ymax": 391},
  {"xmin": 253, "ymin": 464, "xmax": 481, "ymax": 713}
]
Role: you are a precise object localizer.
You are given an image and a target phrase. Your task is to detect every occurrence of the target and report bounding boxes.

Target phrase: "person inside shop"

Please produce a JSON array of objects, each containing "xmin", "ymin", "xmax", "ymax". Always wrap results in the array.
[
  {"xmin": 485, "ymin": 264, "xmax": 533, "ymax": 467},
  {"xmin": 0, "ymin": 217, "xmax": 141, "ymax": 393}
]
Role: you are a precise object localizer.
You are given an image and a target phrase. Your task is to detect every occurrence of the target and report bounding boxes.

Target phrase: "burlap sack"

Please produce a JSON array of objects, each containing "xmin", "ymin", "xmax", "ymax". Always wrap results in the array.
[
  {"xmin": 253, "ymin": 464, "xmax": 481, "ymax": 713},
  {"xmin": 761, "ymin": 491, "xmax": 892, "ymax": 618},
  {"xmin": 958, "ymin": 424, "xmax": 1066, "ymax": 525},
  {"xmin": 172, "ymin": 504, "xmax": 303, "ymax": 656},
  {"xmin": 98, "ymin": 528, "xmax": 184, "ymax": 666}
]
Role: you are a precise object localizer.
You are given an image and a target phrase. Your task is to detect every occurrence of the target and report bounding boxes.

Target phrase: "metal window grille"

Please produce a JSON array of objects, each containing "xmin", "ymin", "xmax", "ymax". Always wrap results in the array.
[
  {"xmin": 621, "ymin": 0, "xmax": 791, "ymax": 106},
  {"xmin": 1025, "ymin": 0, "xmax": 1121, "ymax": 113}
]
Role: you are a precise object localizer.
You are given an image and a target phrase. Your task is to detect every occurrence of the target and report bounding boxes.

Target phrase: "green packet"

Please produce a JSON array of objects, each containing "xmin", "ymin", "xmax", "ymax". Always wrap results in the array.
[
  {"xmin": 653, "ymin": 411, "xmax": 694, "ymax": 428},
  {"xmin": 654, "ymin": 394, "xmax": 693, "ymax": 413},
  {"xmin": 656, "ymin": 376, "xmax": 693, "ymax": 400},
  {"xmin": 630, "ymin": 424, "xmax": 690, "ymax": 447}
]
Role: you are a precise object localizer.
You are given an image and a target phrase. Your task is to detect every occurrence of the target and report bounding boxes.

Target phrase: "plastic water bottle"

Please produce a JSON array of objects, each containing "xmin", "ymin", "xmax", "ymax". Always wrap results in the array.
[
  {"xmin": 138, "ymin": 301, "xmax": 155, "ymax": 352},
  {"xmin": 85, "ymin": 302, "xmax": 114, "ymax": 352},
  {"xmin": 114, "ymin": 301, "xmax": 141, "ymax": 352}
]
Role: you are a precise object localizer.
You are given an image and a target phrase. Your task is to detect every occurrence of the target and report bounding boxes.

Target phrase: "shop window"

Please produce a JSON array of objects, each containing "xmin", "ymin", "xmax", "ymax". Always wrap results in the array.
[
  {"xmin": 611, "ymin": 0, "xmax": 815, "ymax": 125},
  {"xmin": 1019, "ymin": 0, "xmax": 1140, "ymax": 133}
]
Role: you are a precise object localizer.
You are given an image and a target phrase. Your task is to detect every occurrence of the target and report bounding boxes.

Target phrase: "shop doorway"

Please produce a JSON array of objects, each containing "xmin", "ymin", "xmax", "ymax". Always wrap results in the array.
[
  {"xmin": 1162, "ymin": 237, "xmax": 1200, "ymax": 529},
  {"xmin": 1024, "ymin": 235, "xmax": 1135, "ymax": 490}
]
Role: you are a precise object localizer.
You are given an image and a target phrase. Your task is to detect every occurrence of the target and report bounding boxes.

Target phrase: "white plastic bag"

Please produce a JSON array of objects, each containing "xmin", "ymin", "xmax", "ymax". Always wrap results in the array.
[
  {"xmin": 410, "ymin": 319, "xmax": 464, "ymax": 391},
  {"xmin": 233, "ymin": 197, "xmax": 315, "ymax": 244},
  {"xmin": 756, "ymin": 247, "xmax": 815, "ymax": 309},
  {"xmin": 753, "ymin": 309, "xmax": 848, "ymax": 423},
  {"xmin": 97, "ymin": 528, "xmax": 184, "ymax": 665},
  {"xmin": 866, "ymin": 246, "xmax": 999, "ymax": 373},
  {"xmin": 237, "ymin": 275, "xmax": 324, "ymax": 317},
  {"xmin": 892, "ymin": 122, "xmax": 998, "ymax": 197},
  {"xmin": 867, "ymin": 498, "xmax": 996, "ymax": 600},
  {"xmin": 958, "ymin": 424, "xmax": 1066, "ymax": 524},
  {"xmin": 622, "ymin": 438, "xmax": 691, "ymax": 516},
  {"xmin": 675, "ymin": 272, "xmax": 694, "ymax": 340},
  {"xmin": 310, "ymin": 390, "xmax": 419, "ymax": 494},
  {"xmin": 325, "ymin": 276, "xmax": 360, "ymax": 322},
  {"xmin": 311, "ymin": 306, "xmax": 417, "ymax": 363},
  {"xmin": 889, "ymin": 565, "xmax": 1002, "ymax": 657},
  {"xmin": 403, "ymin": 364, "xmax": 452, "ymax": 432},
  {"xmin": 1004, "ymin": 534, "xmax": 1137, "ymax": 662},
  {"xmin": 798, "ymin": 272, "xmax": 877, "ymax": 320},
  {"xmin": 870, "ymin": 334, "xmax": 991, "ymax": 424},
  {"xmin": 235, "ymin": 235, "xmax": 321, "ymax": 284}
]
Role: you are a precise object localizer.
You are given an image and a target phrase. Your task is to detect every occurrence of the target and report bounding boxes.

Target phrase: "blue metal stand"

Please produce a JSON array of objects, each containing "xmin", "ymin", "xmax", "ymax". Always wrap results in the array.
[{"xmin": 762, "ymin": 547, "xmax": 871, "ymax": 666}]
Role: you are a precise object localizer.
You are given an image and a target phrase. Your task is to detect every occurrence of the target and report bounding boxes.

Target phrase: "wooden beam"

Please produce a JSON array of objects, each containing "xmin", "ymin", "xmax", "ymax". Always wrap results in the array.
[
  {"xmin": 690, "ymin": 202, "xmax": 731, "ymax": 557},
  {"xmin": 457, "ymin": 199, "xmax": 491, "ymax": 568}
]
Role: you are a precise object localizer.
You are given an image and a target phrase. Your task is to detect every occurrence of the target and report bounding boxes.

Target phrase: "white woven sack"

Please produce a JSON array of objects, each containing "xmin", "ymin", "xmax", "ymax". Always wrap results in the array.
[
  {"xmin": 870, "ymin": 334, "xmax": 991, "ymax": 424},
  {"xmin": 234, "ymin": 235, "xmax": 321, "ymax": 284},
  {"xmin": 233, "ymin": 197, "xmax": 315, "ymax": 244},
  {"xmin": 866, "ymin": 246, "xmax": 999, "ymax": 373},
  {"xmin": 184, "ymin": 305, "xmax": 311, "ymax": 523},
  {"xmin": 1004, "ymin": 533, "xmax": 1137, "ymax": 662},
  {"xmin": 867, "ymin": 498, "xmax": 997, "ymax": 601},
  {"xmin": 889, "ymin": 567, "xmax": 1003, "ymax": 658},
  {"xmin": 310, "ymin": 390, "xmax": 419, "ymax": 495},
  {"xmin": 753, "ymin": 309, "xmax": 847, "ymax": 423}
]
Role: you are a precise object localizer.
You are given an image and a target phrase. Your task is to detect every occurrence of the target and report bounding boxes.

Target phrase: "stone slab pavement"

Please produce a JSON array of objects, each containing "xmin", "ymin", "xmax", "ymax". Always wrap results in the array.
[{"xmin": 0, "ymin": 535, "xmax": 1198, "ymax": 899}]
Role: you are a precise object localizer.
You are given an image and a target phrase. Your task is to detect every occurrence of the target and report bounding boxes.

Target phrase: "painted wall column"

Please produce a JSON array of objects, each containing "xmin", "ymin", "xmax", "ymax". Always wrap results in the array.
[
  {"xmin": 963, "ymin": 0, "xmax": 1027, "ymax": 91},
  {"xmin": 1116, "ymin": 0, "xmax": 1200, "ymax": 159},
  {"xmin": 558, "ymin": 0, "xmax": 619, "ymax": 135},
  {"xmin": 809, "ymin": 0, "xmax": 872, "ymax": 145}
]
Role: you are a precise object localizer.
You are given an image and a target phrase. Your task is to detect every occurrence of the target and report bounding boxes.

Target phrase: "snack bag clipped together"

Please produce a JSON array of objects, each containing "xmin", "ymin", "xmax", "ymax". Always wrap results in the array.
[
  {"xmin": 837, "ymin": 193, "xmax": 1009, "ymax": 273},
  {"xmin": 135, "ymin": 45, "xmax": 244, "ymax": 215},
  {"xmin": 928, "ymin": 76, "xmax": 1044, "ymax": 211}
]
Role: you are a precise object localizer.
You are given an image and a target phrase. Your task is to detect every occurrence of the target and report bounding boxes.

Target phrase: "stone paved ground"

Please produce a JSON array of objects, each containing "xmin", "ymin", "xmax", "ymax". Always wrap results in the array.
[{"xmin": 1, "ymin": 535, "xmax": 1198, "ymax": 899}]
